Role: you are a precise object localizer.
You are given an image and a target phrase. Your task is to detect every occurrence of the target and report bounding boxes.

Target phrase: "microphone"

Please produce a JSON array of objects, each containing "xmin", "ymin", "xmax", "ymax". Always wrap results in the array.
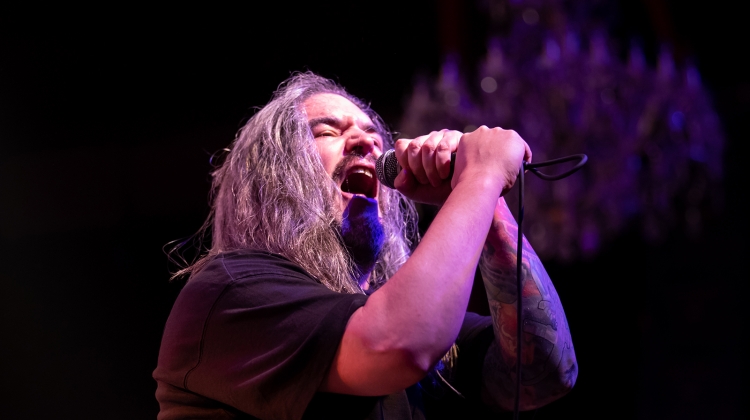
[
  {"xmin": 375, "ymin": 150, "xmax": 400, "ymax": 189},
  {"xmin": 375, "ymin": 149, "xmax": 456, "ymax": 189}
]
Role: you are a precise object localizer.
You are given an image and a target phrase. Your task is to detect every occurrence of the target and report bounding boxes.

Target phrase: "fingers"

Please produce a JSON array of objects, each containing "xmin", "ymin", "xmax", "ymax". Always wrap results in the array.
[
  {"xmin": 394, "ymin": 127, "xmax": 532, "ymax": 200},
  {"xmin": 522, "ymin": 137, "xmax": 532, "ymax": 165},
  {"xmin": 394, "ymin": 138, "xmax": 411, "ymax": 173},
  {"xmin": 393, "ymin": 166, "xmax": 414, "ymax": 194},
  {"xmin": 421, "ymin": 130, "xmax": 460, "ymax": 186},
  {"xmin": 436, "ymin": 130, "xmax": 461, "ymax": 181},
  {"xmin": 394, "ymin": 130, "xmax": 460, "ymax": 187},
  {"xmin": 408, "ymin": 133, "xmax": 430, "ymax": 185},
  {"xmin": 393, "ymin": 168, "xmax": 454, "ymax": 206}
]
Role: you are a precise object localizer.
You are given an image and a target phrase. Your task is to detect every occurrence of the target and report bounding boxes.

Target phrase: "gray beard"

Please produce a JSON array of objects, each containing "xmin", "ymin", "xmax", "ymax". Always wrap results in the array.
[{"xmin": 339, "ymin": 195, "xmax": 385, "ymax": 285}]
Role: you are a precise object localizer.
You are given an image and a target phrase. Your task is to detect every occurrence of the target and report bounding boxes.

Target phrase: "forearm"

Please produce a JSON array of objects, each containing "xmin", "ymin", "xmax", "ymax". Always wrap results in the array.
[
  {"xmin": 364, "ymin": 175, "xmax": 502, "ymax": 365},
  {"xmin": 479, "ymin": 197, "xmax": 577, "ymax": 410},
  {"xmin": 329, "ymin": 174, "xmax": 504, "ymax": 396},
  {"xmin": 325, "ymin": 128, "xmax": 531, "ymax": 396}
]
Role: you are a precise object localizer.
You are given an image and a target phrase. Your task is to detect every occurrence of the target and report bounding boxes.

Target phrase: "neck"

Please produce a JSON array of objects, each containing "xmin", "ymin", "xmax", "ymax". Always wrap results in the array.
[{"xmin": 357, "ymin": 271, "xmax": 372, "ymax": 291}]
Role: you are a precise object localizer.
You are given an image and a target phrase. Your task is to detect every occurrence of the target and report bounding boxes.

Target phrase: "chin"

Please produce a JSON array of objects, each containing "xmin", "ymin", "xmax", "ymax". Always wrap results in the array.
[{"xmin": 340, "ymin": 194, "xmax": 385, "ymax": 276}]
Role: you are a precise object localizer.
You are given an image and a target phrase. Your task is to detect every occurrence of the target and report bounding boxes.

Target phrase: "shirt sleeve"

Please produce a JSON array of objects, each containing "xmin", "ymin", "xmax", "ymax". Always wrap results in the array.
[
  {"xmin": 453, "ymin": 312, "xmax": 495, "ymax": 400},
  {"xmin": 154, "ymin": 251, "xmax": 368, "ymax": 420},
  {"xmin": 418, "ymin": 312, "xmax": 498, "ymax": 420}
]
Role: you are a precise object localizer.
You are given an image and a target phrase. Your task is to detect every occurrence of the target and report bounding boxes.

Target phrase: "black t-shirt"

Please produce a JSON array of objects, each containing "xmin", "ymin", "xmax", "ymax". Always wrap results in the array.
[{"xmin": 154, "ymin": 250, "xmax": 498, "ymax": 420}]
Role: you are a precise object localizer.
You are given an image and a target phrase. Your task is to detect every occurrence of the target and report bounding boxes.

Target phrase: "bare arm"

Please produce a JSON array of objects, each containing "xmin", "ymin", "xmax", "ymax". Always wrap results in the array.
[
  {"xmin": 479, "ymin": 197, "xmax": 577, "ymax": 410},
  {"xmin": 321, "ymin": 128, "xmax": 531, "ymax": 396}
]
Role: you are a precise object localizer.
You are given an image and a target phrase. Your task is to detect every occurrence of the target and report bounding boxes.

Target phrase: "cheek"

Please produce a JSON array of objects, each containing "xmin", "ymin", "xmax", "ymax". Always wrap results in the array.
[
  {"xmin": 317, "ymin": 151, "xmax": 334, "ymax": 174},
  {"xmin": 315, "ymin": 142, "xmax": 342, "ymax": 175}
]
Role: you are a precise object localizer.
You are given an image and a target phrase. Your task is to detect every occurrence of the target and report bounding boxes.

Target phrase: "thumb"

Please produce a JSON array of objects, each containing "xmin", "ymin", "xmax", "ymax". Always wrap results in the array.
[{"xmin": 393, "ymin": 168, "xmax": 417, "ymax": 194}]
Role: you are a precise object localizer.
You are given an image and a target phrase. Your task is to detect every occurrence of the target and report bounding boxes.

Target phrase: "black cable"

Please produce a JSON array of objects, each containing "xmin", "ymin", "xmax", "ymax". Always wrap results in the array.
[
  {"xmin": 514, "ymin": 164, "xmax": 525, "ymax": 419},
  {"xmin": 512, "ymin": 154, "xmax": 587, "ymax": 420},
  {"xmin": 525, "ymin": 154, "xmax": 588, "ymax": 181}
]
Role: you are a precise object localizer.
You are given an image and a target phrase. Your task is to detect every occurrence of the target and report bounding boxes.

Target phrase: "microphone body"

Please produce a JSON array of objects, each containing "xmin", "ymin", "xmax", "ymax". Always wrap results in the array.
[{"xmin": 375, "ymin": 149, "xmax": 456, "ymax": 189}]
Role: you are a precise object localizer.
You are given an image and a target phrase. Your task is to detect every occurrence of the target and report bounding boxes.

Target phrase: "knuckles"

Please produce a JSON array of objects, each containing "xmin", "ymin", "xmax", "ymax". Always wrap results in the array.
[
  {"xmin": 435, "ymin": 141, "xmax": 452, "ymax": 153},
  {"xmin": 394, "ymin": 138, "xmax": 410, "ymax": 151},
  {"xmin": 407, "ymin": 141, "xmax": 422, "ymax": 154},
  {"xmin": 421, "ymin": 139, "xmax": 438, "ymax": 153},
  {"xmin": 397, "ymin": 126, "xmax": 527, "ymax": 164}
]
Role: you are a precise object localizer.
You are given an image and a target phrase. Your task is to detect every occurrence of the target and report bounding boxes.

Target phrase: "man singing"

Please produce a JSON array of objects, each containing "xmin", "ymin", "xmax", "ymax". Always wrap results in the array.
[{"xmin": 153, "ymin": 72, "xmax": 577, "ymax": 419}]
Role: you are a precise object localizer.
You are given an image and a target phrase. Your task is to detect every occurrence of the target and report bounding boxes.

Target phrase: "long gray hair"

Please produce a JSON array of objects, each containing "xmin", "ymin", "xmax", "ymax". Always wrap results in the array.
[{"xmin": 172, "ymin": 72, "xmax": 419, "ymax": 293}]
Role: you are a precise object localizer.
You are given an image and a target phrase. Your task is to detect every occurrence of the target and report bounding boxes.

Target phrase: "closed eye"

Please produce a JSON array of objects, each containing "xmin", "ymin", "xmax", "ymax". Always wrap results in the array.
[
  {"xmin": 315, "ymin": 129, "xmax": 338, "ymax": 137},
  {"xmin": 309, "ymin": 117, "xmax": 341, "ymax": 136}
]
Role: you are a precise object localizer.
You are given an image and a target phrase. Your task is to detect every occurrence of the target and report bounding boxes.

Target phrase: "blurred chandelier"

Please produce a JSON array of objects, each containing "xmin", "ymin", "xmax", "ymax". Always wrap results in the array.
[{"xmin": 398, "ymin": 0, "xmax": 724, "ymax": 261}]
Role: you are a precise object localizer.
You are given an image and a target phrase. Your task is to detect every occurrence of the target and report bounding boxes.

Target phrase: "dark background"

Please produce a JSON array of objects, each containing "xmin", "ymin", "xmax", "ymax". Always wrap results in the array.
[{"xmin": 0, "ymin": 1, "xmax": 746, "ymax": 418}]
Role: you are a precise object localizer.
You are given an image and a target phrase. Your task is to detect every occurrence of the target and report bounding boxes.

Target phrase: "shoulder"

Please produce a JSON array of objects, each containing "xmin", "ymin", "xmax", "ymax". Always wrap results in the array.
[
  {"xmin": 182, "ymin": 249, "xmax": 365, "ymax": 314},
  {"xmin": 155, "ymin": 250, "xmax": 369, "ymax": 417},
  {"xmin": 187, "ymin": 249, "xmax": 320, "ymax": 290},
  {"xmin": 200, "ymin": 249, "xmax": 314, "ymax": 278}
]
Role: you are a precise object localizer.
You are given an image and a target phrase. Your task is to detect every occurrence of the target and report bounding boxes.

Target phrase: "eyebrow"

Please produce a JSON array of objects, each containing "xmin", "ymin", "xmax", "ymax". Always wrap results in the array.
[
  {"xmin": 307, "ymin": 116, "xmax": 383, "ymax": 149},
  {"xmin": 308, "ymin": 117, "xmax": 341, "ymax": 128},
  {"xmin": 308, "ymin": 116, "xmax": 378, "ymax": 133}
]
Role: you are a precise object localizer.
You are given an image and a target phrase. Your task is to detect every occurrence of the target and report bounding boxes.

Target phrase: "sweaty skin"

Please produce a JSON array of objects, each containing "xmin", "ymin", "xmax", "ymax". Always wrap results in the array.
[{"xmin": 479, "ymin": 198, "xmax": 577, "ymax": 410}]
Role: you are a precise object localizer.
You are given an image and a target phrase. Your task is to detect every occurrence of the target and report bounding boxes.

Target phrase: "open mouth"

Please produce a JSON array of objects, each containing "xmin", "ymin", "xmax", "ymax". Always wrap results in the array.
[{"xmin": 341, "ymin": 167, "xmax": 378, "ymax": 199}]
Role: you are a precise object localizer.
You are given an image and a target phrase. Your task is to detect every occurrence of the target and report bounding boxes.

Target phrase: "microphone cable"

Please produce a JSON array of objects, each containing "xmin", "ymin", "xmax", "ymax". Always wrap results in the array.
[
  {"xmin": 513, "ymin": 154, "xmax": 587, "ymax": 419},
  {"xmin": 375, "ymin": 149, "xmax": 587, "ymax": 417}
]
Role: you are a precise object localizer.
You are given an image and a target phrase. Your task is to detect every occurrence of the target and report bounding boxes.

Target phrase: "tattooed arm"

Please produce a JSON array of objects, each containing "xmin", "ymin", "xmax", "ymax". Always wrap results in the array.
[{"xmin": 478, "ymin": 197, "xmax": 577, "ymax": 410}]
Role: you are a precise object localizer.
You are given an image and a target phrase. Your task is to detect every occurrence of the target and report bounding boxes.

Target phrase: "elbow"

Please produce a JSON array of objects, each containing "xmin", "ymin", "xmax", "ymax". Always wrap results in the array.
[
  {"xmin": 516, "ymin": 361, "xmax": 577, "ymax": 411},
  {"xmin": 557, "ymin": 344, "xmax": 578, "ymax": 393},
  {"xmin": 366, "ymin": 347, "xmax": 439, "ymax": 394},
  {"xmin": 380, "ymin": 341, "xmax": 448, "ymax": 380},
  {"xmin": 355, "ymin": 336, "xmax": 446, "ymax": 392},
  {"xmin": 406, "ymin": 346, "xmax": 448, "ymax": 377},
  {"xmin": 545, "ymin": 345, "xmax": 578, "ymax": 396},
  {"xmin": 522, "ymin": 349, "xmax": 578, "ymax": 410},
  {"xmin": 540, "ymin": 350, "xmax": 578, "ymax": 405},
  {"xmin": 554, "ymin": 357, "xmax": 578, "ymax": 396},
  {"xmin": 359, "ymin": 320, "xmax": 455, "ymax": 381}
]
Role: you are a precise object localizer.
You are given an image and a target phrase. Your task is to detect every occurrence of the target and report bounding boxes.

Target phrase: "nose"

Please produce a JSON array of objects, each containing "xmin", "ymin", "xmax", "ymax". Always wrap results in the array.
[{"xmin": 345, "ymin": 127, "xmax": 376, "ymax": 157}]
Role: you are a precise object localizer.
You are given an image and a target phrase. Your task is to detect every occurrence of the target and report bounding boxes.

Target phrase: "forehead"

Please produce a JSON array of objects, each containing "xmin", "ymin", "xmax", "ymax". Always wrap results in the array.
[{"xmin": 302, "ymin": 93, "xmax": 373, "ymax": 124}]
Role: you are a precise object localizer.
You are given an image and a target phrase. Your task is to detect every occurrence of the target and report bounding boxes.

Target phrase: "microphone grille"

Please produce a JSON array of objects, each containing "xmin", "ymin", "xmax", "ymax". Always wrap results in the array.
[{"xmin": 375, "ymin": 149, "xmax": 400, "ymax": 189}]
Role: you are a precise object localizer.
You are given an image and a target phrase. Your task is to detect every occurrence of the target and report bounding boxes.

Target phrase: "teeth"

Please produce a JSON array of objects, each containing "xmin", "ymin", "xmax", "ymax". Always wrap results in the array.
[{"xmin": 350, "ymin": 168, "xmax": 373, "ymax": 178}]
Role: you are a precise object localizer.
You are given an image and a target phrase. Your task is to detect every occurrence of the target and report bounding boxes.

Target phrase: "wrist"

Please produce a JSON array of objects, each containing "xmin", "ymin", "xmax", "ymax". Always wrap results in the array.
[{"xmin": 451, "ymin": 168, "xmax": 505, "ymax": 198}]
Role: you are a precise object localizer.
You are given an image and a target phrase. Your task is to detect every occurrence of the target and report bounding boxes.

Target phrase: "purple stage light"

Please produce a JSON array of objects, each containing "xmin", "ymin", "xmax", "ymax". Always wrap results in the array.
[{"xmin": 398, "ymin": 0, "xmax": 724, "ymax": 261}]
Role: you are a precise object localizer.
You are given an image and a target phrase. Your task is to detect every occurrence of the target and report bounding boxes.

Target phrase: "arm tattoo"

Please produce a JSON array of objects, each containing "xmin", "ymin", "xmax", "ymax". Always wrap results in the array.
[{"xmin": 479, "ymin": 198, "xmax": 578, "ymax": 410}]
